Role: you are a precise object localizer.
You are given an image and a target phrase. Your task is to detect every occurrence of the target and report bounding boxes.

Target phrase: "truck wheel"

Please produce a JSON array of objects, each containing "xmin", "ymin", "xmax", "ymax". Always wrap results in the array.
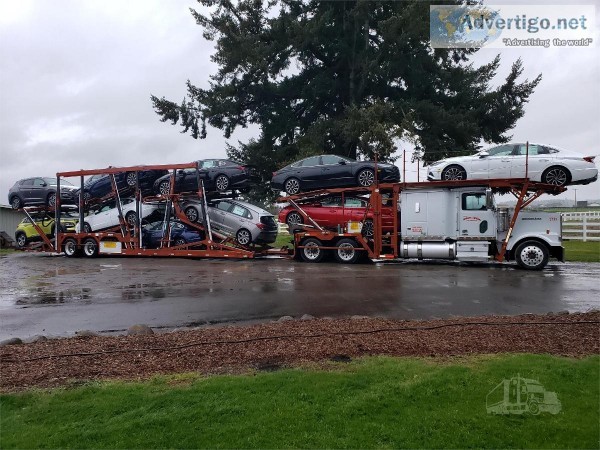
[
  {"xmin": 301, "ymin": 237, "xmax": 324, "ymax": 263},
  {"xmin": 82, "ymin": 238, "xmax": 98, "ymax": 257},
  {"xmin": 63, "ymin": 238, "xmax": 80, "ymax": 257},
  {"xmin": 334, "ymin": 238, "xmax": 360, "ymax": 264},
  {"xmin": 527, "ymin": 400, "xmax": 540, "ymax": 416},
  {"xmin": 515, "ymin": 240, "xmax": 549, "ymax": 270}
]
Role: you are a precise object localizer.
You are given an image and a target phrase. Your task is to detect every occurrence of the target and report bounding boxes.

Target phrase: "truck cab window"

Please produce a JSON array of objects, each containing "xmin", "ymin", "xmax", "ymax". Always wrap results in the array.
[{"xmin": 462, "ymin": 193, "xmax": 487, "ymax": 211}]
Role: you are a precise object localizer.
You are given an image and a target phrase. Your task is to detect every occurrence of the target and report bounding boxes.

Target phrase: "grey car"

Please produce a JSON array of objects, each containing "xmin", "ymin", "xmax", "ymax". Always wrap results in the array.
[
  {"xmin": 181, "ymin": 199, "xmax": 278, "ymax": 245},
  {"xmin": 8, "ymin": 177, "xmax": 78, "ymax": 209}
]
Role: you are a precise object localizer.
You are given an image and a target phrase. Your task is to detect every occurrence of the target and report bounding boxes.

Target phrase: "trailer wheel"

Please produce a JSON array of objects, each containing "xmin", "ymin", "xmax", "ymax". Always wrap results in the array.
[
  {"xmin": 63, "ymin": 238, "xmax": 80, "ymax": 257},
  {"xmin": 515, "ymin": 240, "xmax": 549, "ymax": 270},
  {"xmin": 15, "ymin": 232, "xmax": 27, "ymax": 248},
  {"xmin": 82, "ymin": 238, "xmax": 98, "ymax": 257},
  {"xmin": 334, "ymin": 238, "xmax": 360, "ymax": 264},
  {"xmin": 301, "ymin": 238, "xmax": 324, "ymax": 263}
]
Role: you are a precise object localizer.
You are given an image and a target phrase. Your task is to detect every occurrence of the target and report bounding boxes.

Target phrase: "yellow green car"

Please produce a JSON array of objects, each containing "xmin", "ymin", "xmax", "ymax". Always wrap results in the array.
[{"xmin": 15, "ymin": 213, "xmax": 79, "ymax": 248}]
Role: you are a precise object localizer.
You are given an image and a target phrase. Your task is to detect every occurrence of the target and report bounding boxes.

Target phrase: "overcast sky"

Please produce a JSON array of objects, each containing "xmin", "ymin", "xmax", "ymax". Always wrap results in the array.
[{"xmin": 0, "ymin": 0, "xmax": 599, "ymax": 203}]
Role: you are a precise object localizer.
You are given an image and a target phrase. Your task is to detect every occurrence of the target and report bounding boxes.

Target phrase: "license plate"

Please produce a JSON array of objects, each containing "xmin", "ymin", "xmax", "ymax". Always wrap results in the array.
[{"xmin": 104, "ymin": 241, "xmax": 116, "ymax": 248}]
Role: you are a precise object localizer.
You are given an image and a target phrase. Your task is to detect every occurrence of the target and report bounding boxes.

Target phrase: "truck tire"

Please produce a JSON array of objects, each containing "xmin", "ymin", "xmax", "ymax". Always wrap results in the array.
[
  {"xmin": 300, "ymin": 237, "xmax": 324, "ymax": 263},
  {"xmin": 334, "ymin": 238, "xmax": 360, "ymax": 264},
  {"xmin": 515, "ymin": 240, "xmax": 549, "ymax": 270}
]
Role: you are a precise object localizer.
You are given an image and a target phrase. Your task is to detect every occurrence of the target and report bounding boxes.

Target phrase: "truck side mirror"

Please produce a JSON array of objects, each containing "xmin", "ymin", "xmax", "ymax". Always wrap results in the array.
[{"xmin": 485, "ymin": 188, "xmax": 494, "ymax": 210}]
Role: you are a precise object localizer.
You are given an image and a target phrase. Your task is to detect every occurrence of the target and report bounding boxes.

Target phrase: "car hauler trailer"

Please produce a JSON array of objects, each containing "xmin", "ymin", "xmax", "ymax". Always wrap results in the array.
[
  {"xmin": 281, "ymin": 178, "xmax": 566, "ymax": 270},
  {"xmin": 22, "ymin": 162, "xmax": 289, "ymax": 259}
]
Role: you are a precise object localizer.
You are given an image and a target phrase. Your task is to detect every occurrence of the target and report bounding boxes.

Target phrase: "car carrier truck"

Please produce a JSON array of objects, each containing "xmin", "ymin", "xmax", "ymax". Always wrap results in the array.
[{"xmin": 284, "ymin": 179, "xmax": 565, "ymax": 270}]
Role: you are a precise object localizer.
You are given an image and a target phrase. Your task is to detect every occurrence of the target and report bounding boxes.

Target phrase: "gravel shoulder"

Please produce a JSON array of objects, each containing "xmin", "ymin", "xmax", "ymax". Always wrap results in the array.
[{"xmin": 1, "ymin": 312, "xmax": 598, "ymax": 391}]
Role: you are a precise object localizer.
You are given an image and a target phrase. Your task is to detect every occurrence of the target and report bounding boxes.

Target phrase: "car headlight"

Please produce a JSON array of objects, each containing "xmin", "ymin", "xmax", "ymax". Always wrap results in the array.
[{"xmin": 63, "ymin": 222, "xmax": 75, "ymax": 227}]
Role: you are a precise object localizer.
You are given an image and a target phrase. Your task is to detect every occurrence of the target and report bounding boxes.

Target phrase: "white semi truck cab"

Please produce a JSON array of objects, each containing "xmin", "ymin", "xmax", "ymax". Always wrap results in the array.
[
  {"xmin": 288, "ymin": 180, "xmax": 566, "ymax": 270},
  {"xmin": 399, "ymin": 186, "xmax": 563, "ymax": 269}
]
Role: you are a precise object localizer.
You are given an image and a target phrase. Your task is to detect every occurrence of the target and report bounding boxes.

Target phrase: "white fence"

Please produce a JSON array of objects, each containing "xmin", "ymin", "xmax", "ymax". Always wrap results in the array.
[
  {"xmin": 561, "ymin": 212, "xmax": 600, "ymax": 242},
  {"xmin": 277, "ymin": 222, "xmax": 289, "ymax": 235}
]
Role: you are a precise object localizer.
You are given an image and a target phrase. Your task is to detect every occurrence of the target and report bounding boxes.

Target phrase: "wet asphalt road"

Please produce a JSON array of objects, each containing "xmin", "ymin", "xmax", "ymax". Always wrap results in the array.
[{"xmin": 0, "ymin": 252, "xmax": 598, "ymax": 340}]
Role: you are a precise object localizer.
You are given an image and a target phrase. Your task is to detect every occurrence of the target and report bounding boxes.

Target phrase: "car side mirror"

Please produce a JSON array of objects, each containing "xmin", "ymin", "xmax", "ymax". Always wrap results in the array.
[
  {"xmin": 41, "ymin": 182, "xmax": 47, "ymax": 187},
  {"xmin": 338, "ymin": 160, "xmax": 346, "ymax": 165},
  {"xmin": 479, "ymin": 151, "xmax": 489, "ymax": 158}
]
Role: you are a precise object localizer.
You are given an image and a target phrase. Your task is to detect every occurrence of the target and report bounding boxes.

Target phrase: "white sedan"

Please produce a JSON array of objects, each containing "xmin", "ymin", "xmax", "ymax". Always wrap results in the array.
[
  {"xmin": 76, "ymin": 198, "xmax": 161, "ymax": 232},
  {"xmin": 427, "ymin": 143, "xmax": 598, "ymax": 186}
]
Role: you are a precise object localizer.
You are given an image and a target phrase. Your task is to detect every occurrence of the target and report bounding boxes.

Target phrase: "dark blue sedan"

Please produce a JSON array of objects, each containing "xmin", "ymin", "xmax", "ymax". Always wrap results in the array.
[
  {"xmin": 271, "ymin": 154, "xmax": 400, "ymax": 195},
  {"xmin": 142, "ymin": 221, "xmax": 204, "ymax": 248}
]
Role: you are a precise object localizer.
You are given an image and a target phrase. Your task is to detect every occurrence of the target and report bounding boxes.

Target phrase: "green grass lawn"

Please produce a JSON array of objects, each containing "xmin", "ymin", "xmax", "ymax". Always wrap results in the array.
[
  {"xmin": 0, "ymin": 248, "xmax": 15, "ymax": 255},
  {"xmin": 1, "ymin": 355, "xmax": 598, "ymax": 449},
  {"xmin": 563, "ymin": 240, "xmax": 600, "ymax": 262}
]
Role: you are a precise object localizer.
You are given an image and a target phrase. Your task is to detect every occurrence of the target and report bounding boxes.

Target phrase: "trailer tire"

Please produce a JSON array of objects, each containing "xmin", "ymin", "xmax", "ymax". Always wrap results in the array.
[
  {"xmin": 63, "ymin": 238, "xmax": 80, "ymax": 257},
  {"xmin": 82, "ymin": 238, "xmax": 98, "ymax": 257},
  {"xmin": 515, "ymin": 240, "xmax": 549, "ymax": 270},
  {"xmin": 15, "ymin": 232, "xmax": 27, "ymax": 248},
  {"xmin": 300, "ymin": 237, "xmax": 324, "ymax": 263},
  {"xmin": 334, "ymin": 238, "xmax": 360, "ymax": 264}
]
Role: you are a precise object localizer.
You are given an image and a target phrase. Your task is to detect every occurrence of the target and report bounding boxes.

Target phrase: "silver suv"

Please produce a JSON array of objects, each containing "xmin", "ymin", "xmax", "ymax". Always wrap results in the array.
[{"xmin": 182, "ymin": 199, "xmax": 277, "ymax": 245}]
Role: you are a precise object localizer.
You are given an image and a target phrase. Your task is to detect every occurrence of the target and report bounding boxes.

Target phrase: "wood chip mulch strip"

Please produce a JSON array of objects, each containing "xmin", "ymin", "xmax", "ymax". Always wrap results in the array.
[{"xmin": 1, "ymin": 312, "xmax": 598, "ymax": 391}]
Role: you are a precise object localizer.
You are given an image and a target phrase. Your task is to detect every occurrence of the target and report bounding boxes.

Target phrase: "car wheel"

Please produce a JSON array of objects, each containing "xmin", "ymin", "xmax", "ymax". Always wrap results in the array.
[
  {"xmin": 82, "ymin": 191, "xmax": 91, "ymax": 203},
  {"xmin": 15, "ymin": 232, "xmax": 27, "ymax": 248},
  {"xmin": 542, "ymin": 166, "xmax": 570, "ymax": 186},
  {"xmin": 158, "ymin": 180, "xmax": 171, "ymax": 195},
  {"xmin": 286, "ymin": 211, "xmax": 304, "ymax": 228},
  {"xmin": 334, "ymin": 238, "xmax": 360, "ymax": 264},
  {"xmin": 126, "ymin": 172, "xmax": 137, "ymax": 187},
  {"xmin": 215, "ymin": 174, "xmax": 230, "ymax": 192},
  {"xmin": 10, "ymin": 196, "xmax": 22, "ymax": 209},
  {"xmin": 174, "ymin": 238, "xmax": 186, "ymax": 246},
  {"xmin": 63, "ymin": 238, "xmax": 80, "ymax": 257},
  {"xmin": 300, "ymin": 237, "xmax": 324, "ymax": 263},
  {"xmin": 284, "ymin": 178, "xmax": 301, "ymax": 195},
  {"xmin": 441, "ymin": 165, "xmax": 467, "ymax": 181},
  {"xmin": 184, "ymin": 206, "xmax": 199, "ymax": 222},
  {"xmin": 362, "ymin": 219, "xmax": 374, "ymax": 238},
  {"xmin": 125, "ymin": 211, "xmax": 138, "ymax": 227},
  {"xmin": 357, "ymin": 169, "xmax": 375, "ymax": 187},
  {"xmin": 83, "ymin": 222, "xmax": 92, "ymax": 233},
  {"xmin": 515, "ymin": 240, "xmax": 549, "ymax": 270},
  {"xmin": 82, "ymin": 238, "xmax": 98, "ymax": 257},
  {"xmin": 236, "ymin": 228, "xmax": 252, "ymax": 246},
  {"xmin": 47, "ymin": 192, "xmax": 56, "ymax": 208}
]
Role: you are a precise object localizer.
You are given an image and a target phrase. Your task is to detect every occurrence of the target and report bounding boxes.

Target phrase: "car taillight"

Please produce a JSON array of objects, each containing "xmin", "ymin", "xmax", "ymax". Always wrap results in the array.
[
  {"xmin": 583, "ymin": 156, "xmax": 595, "ymax": 163},
  {"xmin": 237, "ymin": 166, "xmax": 246, "ymax": 171},
  {"xmin": 256, "ymin": 223, "xmax": 266, "ymax": 230},
  {"xmin": 272, "ymin": 171, "xmax": 277, "ymax": 177}
]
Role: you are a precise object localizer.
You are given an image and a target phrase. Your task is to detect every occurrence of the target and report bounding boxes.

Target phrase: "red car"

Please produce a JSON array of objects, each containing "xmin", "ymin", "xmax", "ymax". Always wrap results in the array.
[{"xmin": 278, "ymin": 194, "xmax": 396, "ymax": 237}]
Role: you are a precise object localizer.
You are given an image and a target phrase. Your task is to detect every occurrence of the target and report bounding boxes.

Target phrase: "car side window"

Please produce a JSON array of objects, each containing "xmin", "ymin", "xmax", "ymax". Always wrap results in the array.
[
  {"xmin": 20, "ymin": 179, "xmax": 34, "ymax": 186},
  {"xmin": 301, "ymin": 156, "xmax": 321, "ymax": 167},
  {"xmin": 321, "ymin": 155, "xmax": 342, "ymax": 165},
  {"xmin": 217, "ymin": 201, "xmax": 231, "ymax": 212},
  {"xmin": 487, "ymin": 145, "xmax": 515, "ymax": 156},
  {"xmin": 514, "ymin": 144, "xmax": 542, "ymax": 156},
  {"xmin": 230, "ymin": 204, "xmax": 250, "ymax": 218},
  {"xmin": 203, "ymin": 160, "xmax": 217, "ymax": 169},
  {"xmin": 462, "ymin": 193, "xmax": 487, "ymax": 211},
  {"xmin": 322, "ymin": 196, "xmax": 342, "ymax": 207},
  {"xmin": 344, "ymin": 198, "xmax": 364, "ymax": 208},
  {"xmin": 33, "ymin": 178, "xmax": 46, "ymax": 187}
]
